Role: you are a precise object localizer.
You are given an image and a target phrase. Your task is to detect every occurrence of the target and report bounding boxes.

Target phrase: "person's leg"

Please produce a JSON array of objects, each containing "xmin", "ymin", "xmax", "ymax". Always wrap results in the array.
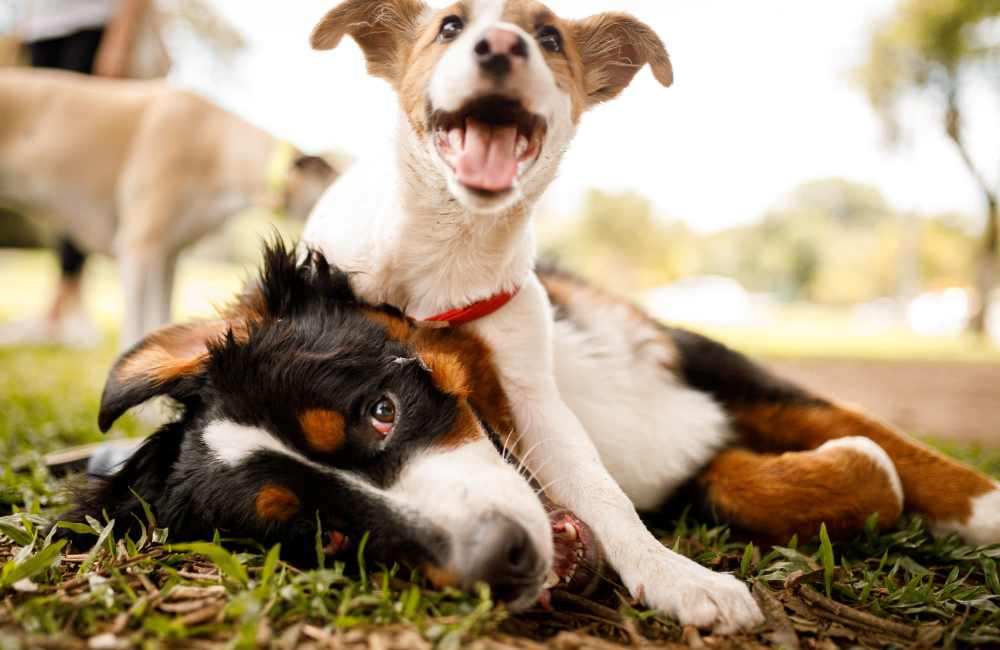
[
  {"xmin": 22, "ymin": 29, "xmax": 105, "ymax": 345},
  {"xmin": 45, "ymin": 238, "xmax": 87, "ymax": 323}
]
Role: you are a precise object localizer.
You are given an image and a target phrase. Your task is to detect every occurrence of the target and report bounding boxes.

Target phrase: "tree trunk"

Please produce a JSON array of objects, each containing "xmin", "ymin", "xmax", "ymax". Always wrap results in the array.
[
  {"xmin": 944, "ymin": 96, "xmax": 998, "ymax": 336},
  {"xmin": 969, "ymin": 196, "xmax": 998, "ymax": 335}
]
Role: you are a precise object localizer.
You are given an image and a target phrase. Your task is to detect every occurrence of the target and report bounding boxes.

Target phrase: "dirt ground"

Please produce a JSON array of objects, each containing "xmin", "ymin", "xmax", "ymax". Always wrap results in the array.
[{"xmin": 768, "ymin": 359, "xmax": 1000, "ymax": 446}]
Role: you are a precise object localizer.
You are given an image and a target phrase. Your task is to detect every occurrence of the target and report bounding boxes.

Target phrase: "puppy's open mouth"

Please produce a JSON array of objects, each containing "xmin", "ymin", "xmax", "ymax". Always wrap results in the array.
[
  {"xmin": 541, "ymin": 495, "xmax": 603, "ymax": 597},
  {"xmin": 431, "ymin": 95, "xmax": 546, "ymax": 195}
]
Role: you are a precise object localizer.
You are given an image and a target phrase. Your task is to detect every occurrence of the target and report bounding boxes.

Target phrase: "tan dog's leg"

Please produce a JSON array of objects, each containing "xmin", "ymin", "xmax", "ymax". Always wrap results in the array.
[
  {"xmin": 118, "ymin": 249, "xmax": 177, "ymax": 349},
  {"xmin": 698, "ymin": 438, "xmax": 904, "ymax": 544}
]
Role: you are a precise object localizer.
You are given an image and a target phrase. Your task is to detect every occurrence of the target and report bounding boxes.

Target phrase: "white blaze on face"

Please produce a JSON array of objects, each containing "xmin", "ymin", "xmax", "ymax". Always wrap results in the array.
[
  {"xmin": 388, "ymin": 437, "xmax": 553, "ymax": 577},
  {"xmin": 425, "ymin": 0, "xmax": 576, "ymax": 211}
]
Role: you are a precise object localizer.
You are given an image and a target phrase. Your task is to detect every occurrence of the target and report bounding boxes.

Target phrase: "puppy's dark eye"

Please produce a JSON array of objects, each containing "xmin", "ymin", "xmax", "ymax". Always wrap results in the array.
[
  {"xmin": 369, "ymin": 396, "xmax": 397, "ymax": 436},
  {"xmin": 537, "ymin": 26, "xmax": 562, "ymax": 53},
  {"xmin": 439, "ymin": 15, "xmax": 464, "ymax": 42}
]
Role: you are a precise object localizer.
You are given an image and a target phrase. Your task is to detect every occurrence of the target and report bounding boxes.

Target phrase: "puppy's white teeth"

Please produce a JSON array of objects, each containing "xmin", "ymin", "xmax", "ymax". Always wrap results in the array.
[
  {"xmin": 543, "ymin": 570, "xmax": 560, "ymax": 589},
  {"xmin": 575, "ymin": 548, "xmax": 583, "ymax": 560},
  {"xmin": 562, "ymin": 522, "xmax": 577, "ymax": 541},
  {"xmin": 516, "ymin": 135, "xmax": 529, "ymax": 158}
]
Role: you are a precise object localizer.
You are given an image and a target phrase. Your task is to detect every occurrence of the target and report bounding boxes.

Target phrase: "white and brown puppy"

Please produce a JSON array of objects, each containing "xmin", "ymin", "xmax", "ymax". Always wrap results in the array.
[
  {"xmin": 0, "ymin": 68, "xmax": 337, "ymax": 348},
  {"xmin": 301, "ymin": 0, "xmax": 769, "ymax": 631}
]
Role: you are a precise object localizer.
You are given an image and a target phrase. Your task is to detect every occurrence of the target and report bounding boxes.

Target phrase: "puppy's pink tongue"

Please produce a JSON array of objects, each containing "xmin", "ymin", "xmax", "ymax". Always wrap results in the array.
[{"xmin": 456, "ymin": 119, "xmax": 518, "ymax": 192}]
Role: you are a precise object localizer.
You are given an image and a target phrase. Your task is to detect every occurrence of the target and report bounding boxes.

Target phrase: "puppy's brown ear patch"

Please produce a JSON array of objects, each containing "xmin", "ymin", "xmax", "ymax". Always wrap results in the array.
[
  {"xmin": 256, "ymin": 485, "xmax": 302, "ymax": 523},
  {"xmin": 99, "ymin": 320, "xmax": 233, "ymax": 432},
  {"xmin": 573, "ymin": 12, "xmax": 672, "ymax": 106},
  {"xmin": 311, "ymin": 0, "xmax": 428, "ymax": 84},
  {"xmin": 419, "ymin": 352, "xmax": 470, "ymax": 399},
  {"xmin": 299, "ymin": 409, "xmax": 347, "ymax": 453}
]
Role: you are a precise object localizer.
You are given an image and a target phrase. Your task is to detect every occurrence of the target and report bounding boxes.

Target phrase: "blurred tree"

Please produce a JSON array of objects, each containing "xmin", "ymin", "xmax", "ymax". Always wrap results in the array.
[
  {"xmin": 539, "ymin": 190, "xmax": 699, "ymax": 295},
  {"xmin": 542, "ymin": 179, "xmax": 977, "ymax": 308},
  {"xmin": 857, "ymin": 0, "xmax": 1000, "ymax": 333}
]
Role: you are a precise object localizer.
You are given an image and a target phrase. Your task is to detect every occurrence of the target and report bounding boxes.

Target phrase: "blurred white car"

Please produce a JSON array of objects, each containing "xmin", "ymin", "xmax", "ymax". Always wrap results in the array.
[{"xmin": 642, "ymin": 275, "xmax": 757, "ymax": 326}]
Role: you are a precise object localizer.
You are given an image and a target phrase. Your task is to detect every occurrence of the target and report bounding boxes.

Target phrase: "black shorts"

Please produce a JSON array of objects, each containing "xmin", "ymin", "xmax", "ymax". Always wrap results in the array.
[{"xmin": 28, "ymin": 26, "xmax": 105, "ymax": 75}]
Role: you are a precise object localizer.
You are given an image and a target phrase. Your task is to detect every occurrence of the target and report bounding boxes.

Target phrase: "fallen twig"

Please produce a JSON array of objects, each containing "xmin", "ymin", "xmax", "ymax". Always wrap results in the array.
[{"xmin": 798, "ymin": 585, "xmax": 915, "ymax": 640}]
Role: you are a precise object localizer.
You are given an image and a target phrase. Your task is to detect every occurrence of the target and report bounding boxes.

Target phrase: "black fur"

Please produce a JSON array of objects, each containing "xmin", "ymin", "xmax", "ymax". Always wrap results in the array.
[
  {"xmin": 668, "ymin": 328, "xmax": 824, "ymax": 410},
  {"xmin": 58, "ymin": 241, "xmax": 467, "ymax": 568}
]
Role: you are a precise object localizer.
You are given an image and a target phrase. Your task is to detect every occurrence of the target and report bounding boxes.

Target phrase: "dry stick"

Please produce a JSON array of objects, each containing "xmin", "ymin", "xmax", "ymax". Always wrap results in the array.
[
  {"xmin": 753, "ymin": 580, "xmax": 800, "ymax": 650},
  {"xmin": 798, "ymin": 585, "xmax": 916, "ymax": 640},
  {"xmin": 52, "ymin": 549, "xmax": 165, "ymax": 593}
]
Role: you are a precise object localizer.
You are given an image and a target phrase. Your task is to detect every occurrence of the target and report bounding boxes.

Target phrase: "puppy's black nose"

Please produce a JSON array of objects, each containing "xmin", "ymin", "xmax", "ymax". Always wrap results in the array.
[
  {"xmin": 475, "ymin": 28, "xmax": 528, "ymax": 78},
  {"xmin": 463, "ymin": 514, "xmax": 541, "ymax": 603}
]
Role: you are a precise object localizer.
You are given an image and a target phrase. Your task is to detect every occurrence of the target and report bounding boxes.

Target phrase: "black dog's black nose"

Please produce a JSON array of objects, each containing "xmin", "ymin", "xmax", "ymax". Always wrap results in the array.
[
  {"xmin": 463, "ymin": 514, "xmax": 541, "ymax": 603},
  {"xmin": 475, "ymin": 28, "xmax": 528, "ymax": 79}
]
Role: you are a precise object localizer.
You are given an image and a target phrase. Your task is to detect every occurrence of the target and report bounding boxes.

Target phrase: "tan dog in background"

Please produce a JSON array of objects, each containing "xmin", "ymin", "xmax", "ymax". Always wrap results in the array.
[{"xmin": 0, "ymin": 67, "xmax": 337, "ymax": 348}]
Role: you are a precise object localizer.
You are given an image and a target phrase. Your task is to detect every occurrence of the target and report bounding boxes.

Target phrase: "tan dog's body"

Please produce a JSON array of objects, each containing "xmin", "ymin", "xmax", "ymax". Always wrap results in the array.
[{"xmin": 0, "ymin": 68, "xmax": 334, "ymax": 347}]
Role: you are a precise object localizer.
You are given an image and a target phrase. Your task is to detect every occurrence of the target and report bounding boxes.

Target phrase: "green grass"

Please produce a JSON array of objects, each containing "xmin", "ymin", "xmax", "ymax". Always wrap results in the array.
[{"xmin": 1, "ymin": 249, "xmax": 999, "ymax": 648}]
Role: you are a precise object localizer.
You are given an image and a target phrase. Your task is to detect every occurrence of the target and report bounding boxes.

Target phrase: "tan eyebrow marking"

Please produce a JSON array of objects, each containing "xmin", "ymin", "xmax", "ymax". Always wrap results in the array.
[{"xmin": 299, "ymin": 409, "xmax": 347, "ymax": 453}]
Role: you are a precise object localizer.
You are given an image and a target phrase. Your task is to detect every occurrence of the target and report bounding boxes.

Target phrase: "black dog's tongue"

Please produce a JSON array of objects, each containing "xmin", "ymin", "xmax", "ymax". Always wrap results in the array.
[{"xmin": 540, "ymin": 495, "xmax": 605, "ymax": 599}]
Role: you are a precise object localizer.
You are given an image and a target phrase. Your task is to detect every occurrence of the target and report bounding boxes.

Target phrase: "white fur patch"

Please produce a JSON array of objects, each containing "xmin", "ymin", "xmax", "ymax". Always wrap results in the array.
[
  {"xmin": 817, "ymin": 437, "xmax": 904, "ymax": 509},
  {"xmin": 550, "ymin": 300, "xmax": 734, "ymax": 510},
  {"xmin": 201, "ymin": 420, "xmax": 363, "ymax": 488},
  {"xmin": 932, "ymin": 486, "xmax": 1000, "ymax": 546},
  {"xmin": 388, "ymin": 438, "xmax": 553, "ymax": 579}
]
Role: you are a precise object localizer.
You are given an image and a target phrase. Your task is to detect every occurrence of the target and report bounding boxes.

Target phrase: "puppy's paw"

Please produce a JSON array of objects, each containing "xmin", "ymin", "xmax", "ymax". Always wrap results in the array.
[{"xmin": 620, "ymin": 551, "xmax": 763, "ymax": 633}]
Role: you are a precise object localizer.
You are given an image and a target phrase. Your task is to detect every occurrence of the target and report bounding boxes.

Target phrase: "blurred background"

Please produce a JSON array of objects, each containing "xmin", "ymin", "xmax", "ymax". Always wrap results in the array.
[{"xmin": 0, "ymin": 0, "xmax": 998, "ymax": 457}]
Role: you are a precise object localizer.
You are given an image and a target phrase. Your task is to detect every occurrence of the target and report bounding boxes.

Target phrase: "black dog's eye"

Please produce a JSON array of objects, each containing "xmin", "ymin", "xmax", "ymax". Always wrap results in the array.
[
  {"xmin": 369, "ymin": 396, "xmax": 397, "ymax": 437},
  {"xmin": 439, "ymin": 15, "xmax": 464, "ymax": 42},
  {"xmin": 537, "ymin": 26, "xmax": 562, "ymax": 53}
]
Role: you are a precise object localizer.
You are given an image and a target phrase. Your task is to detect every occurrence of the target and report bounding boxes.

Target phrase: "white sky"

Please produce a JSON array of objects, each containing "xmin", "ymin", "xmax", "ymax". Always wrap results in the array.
[{"xmin": 167, "ymin": 1, "xmax": 998, "ymax": 231}]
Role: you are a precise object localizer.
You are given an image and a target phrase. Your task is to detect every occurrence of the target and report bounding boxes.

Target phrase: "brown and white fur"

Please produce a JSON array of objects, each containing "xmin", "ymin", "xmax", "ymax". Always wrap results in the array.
[
  {"xmin": 301, "ymin": 0, "xmax": 1000, "ymax": 631},
  {"xmin": 0, "ymin": 67, "xmax": 337, "ymax": 349}
]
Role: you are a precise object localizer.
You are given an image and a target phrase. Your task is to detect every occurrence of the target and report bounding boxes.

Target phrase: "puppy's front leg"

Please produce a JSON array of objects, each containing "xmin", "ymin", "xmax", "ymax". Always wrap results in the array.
[
  {"xmin": 516, "ymin": 384, "xmax": 762, "ymax": 632},
  {"xmin": 476, "ymin": 277, "xmax": 762, "ymax": 632}
]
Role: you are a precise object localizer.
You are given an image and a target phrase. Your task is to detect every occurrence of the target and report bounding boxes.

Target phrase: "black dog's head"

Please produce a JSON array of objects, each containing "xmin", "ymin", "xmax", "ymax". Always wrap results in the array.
[{"xmin": 60, "ymin": 242, "xmax": 565, "ymax": 609}]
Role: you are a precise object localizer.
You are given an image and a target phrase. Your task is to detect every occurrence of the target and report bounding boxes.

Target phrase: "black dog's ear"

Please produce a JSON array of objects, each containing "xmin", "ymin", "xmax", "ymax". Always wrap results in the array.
[
  {"xmin": 310, "ymin": 0, "xmax": 428, "ymax": 86},
  {"xmin": 55, "ymin": 428, "xmax": 183, "ymax": 550},
  {"xmin": 99, "ymin": 321, "xmax": 233, "ymax": 432}
]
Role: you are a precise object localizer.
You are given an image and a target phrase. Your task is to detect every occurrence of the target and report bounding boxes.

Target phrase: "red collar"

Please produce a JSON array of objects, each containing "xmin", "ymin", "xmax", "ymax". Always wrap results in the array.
[{"xmin": 423, "ymin": 287, "xmax": 520, "ymax": 327}]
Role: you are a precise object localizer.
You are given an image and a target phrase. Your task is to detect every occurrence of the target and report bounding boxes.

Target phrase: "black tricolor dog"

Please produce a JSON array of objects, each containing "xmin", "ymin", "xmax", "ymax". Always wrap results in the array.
[{"xmin": 58, "ymin": 242, "xmax": 601, "ymax": 610}]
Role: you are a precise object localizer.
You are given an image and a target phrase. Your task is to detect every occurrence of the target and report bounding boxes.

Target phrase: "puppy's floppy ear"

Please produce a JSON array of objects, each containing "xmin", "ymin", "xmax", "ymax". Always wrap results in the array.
[
  {"xmin": 311, "ymin": 0, "xmax": 428, "ymax": 85},
  {"xmin": 99, "ymin": 320, "xmax": 233, "ymax": 432},
  {"xmin": 572, "ymin": 13, "xmax": 672, "ymax": 107}
]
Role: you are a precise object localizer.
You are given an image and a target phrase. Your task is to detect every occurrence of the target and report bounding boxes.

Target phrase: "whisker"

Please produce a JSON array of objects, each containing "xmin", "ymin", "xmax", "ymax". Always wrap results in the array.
[
  {"xmin": 515, "ymin": 438, "xmax": 546, "ymax": 471},
  {"xmin": 534, "ymin": 476, "xmax": 568, "ymax": 497},
  {"xmin": 501, "ymin": 428, "xmax": 517, "ymax": 462}
]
